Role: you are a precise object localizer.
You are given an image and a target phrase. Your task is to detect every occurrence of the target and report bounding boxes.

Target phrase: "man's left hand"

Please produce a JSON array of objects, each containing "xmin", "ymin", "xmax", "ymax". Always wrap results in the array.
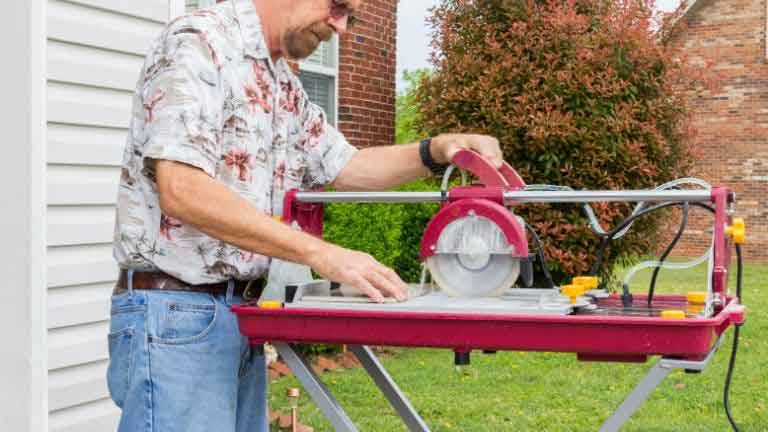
[{"xmin": 430, "ymin": 134, "xmax": 504, "ymax": 168}]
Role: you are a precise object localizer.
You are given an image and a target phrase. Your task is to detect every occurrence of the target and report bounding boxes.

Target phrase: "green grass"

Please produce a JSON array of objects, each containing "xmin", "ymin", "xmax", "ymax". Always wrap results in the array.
[{"xmin": 268, "ymin": 263, "xmax": 767, "ymax": 431}]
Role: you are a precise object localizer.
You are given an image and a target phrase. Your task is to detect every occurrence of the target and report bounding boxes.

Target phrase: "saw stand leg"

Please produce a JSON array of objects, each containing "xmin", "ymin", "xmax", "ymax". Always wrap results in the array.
[
  {"xmin": 599, "ymin": 337, "xmax": 724, "ymax": 432},
  {"xmin": 272, "ymin": 342, "xmax": 430, "ymax": 432}
]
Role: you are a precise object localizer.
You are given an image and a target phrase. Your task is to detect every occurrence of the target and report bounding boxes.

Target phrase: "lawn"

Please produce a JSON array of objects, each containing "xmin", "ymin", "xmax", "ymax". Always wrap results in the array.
[{"xmin": 268, "ymin": 262, "xmax": 767, "ymax": 431}]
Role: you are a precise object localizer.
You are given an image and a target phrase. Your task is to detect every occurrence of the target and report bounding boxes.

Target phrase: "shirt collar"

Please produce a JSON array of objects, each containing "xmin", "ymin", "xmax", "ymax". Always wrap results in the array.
[{"xmin": 230, "ymin": 0, "xmax": 270, "ymax": 59}]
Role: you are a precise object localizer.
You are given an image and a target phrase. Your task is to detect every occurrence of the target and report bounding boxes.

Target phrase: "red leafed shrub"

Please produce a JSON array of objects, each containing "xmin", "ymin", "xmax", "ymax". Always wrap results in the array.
[{"xmin": 415, "ymin": 0, "xmax": 707, "ymax": 285}]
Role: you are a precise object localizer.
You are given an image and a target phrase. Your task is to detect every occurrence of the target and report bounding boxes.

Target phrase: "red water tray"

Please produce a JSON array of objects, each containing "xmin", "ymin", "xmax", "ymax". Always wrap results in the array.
[{"xmin": 232, "ymin": 294, "xmax": 745, "ymax": 362}]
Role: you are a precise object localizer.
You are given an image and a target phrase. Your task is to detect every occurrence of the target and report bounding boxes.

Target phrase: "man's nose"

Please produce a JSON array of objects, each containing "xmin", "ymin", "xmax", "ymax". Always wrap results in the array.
[{"xmin": 327, "ymin": 15, "xmax": 348, "ymax": 34}]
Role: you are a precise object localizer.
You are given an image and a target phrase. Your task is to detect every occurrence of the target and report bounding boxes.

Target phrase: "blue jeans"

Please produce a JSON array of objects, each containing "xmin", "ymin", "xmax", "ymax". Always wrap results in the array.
[{"xmin": 106, "ymin": 280, "xmax": 268, "ymax": 432}]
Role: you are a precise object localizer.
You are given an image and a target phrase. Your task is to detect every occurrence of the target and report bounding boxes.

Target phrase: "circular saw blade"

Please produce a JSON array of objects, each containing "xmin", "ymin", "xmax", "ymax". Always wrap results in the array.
[{"xmin": 426, "ymin": 214, "xmax": 520, "ymax": 298}]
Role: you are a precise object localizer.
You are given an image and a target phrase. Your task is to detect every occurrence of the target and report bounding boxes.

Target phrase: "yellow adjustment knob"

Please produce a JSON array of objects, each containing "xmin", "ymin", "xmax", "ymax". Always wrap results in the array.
[
  {"xmin": 686, "ymin": 291, "xmax": 707, "ymax": 304},
  {"xmin": 561, "ymin": 284, "xmax": 586, "ymax": 304},
  {"xmin": 726, "ymin": 218, "xmax": 746, "ymax": 244},
  {"xmin": 725, "ymin": 218, "xmax": 746, "ymax": 244},
  {"xmin": 661, "ymin": 310, "xmax": 686, "ymax": 319},
  {"xmin": 572, "ymin": 276, "xmax": 598, "ymax": 290},
  {"xmin": 258, "ymin": 301, "xmax": 283, "ymax": 310}
]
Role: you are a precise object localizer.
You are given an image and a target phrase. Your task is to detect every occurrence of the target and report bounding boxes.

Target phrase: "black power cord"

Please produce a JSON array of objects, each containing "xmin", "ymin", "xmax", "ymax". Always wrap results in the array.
[
  {"xmin": 647, "ymin": 202, "xmax": 690, "ymax": 307},
  {"xmin": 724, "ymin": 243, "xmax": 744, "ymax": 432},
  {"xmin": 524, "ymin": 222, "xmax": 556, "ymax": 288}
]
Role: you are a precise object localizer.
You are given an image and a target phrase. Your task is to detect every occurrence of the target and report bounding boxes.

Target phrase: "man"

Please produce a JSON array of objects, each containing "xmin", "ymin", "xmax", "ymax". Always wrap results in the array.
[{"xmin": 108, "ymin": 0, "xmax": 503, "ymax": 430}]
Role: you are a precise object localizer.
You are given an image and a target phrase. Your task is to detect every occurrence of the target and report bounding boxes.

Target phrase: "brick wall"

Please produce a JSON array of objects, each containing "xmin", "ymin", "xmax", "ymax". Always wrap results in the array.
[
  {"xmin": 337, "ymin": 0, "xmax": 397, "ymax": 149},
  {"xmin": 668, "ymin": 0, "xmax": 768, "ymax": 260}
]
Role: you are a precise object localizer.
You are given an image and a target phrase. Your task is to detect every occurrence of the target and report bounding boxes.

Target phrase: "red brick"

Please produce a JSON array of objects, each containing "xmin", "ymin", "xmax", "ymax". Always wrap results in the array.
[
  {"xmin": 666, "ymin": 0, "xmax": 768, "ymax": 261},
  {"xmin": 338, "ymin": 0, "xmax": 397, "ymax": 149}
]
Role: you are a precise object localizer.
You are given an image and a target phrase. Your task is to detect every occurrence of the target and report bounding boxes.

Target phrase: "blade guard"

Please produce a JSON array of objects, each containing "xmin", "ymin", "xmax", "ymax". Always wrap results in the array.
[
  {"xmin": 420, "ymin": 149, "xmax": 529, "ymax": 261},
  {"xmin": 419, "ymin": 198, "xmax": 529, "ymax": 260},
  {"xmin": 451, "ymin": 149, "xmax": 526, "ymax": 190}
]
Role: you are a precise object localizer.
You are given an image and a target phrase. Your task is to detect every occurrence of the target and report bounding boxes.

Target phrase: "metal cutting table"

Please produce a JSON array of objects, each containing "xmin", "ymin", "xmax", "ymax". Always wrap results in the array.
[{"xmin": 232, "ymin": 292, "xmax": 745, "ymax": 431}]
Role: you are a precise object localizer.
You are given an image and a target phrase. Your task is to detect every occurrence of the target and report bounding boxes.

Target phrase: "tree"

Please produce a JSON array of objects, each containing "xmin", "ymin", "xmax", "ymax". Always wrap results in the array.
[
  {"xmin": 414, "ymin": 0, "xmax": 704, "ymax": 284},
  {"xmin": 396, "ymin": 69, "xmax": 431, "ymax": 144}
]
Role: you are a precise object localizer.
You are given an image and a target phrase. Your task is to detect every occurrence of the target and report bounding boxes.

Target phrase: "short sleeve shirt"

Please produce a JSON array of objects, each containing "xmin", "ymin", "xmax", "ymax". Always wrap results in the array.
[{"xmin": 113, "ymin": 0, "xmax": 357, "ymax": 284}]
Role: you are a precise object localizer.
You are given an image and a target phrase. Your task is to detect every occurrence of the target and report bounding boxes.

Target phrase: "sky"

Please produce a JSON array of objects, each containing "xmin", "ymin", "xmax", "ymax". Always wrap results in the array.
[
  {"xmin": 395, "ymin": 0, "xmax": 440, "ymax": 92},
  {"xmin": 396, "ymin": 0, "xmax": 683, "ymax": 93}
]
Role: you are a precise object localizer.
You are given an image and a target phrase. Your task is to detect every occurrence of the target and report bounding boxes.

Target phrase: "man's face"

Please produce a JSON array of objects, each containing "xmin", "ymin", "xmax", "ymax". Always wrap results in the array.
[{"xmin": 283, "ymin": 0, "xmax": 361, "ymax": 59}]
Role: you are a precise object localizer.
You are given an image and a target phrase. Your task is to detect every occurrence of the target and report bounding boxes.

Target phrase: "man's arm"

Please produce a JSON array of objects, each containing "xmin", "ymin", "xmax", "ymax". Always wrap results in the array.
[
  {"xmin": 155, "ymin": 160, "xmax": 408, "ymax": 302},
  {"xmin": 137, "ymin": 17, "xmax": 405, "ymax": 302},
  {"xmin": 332, "ymin": 133, "xmax": 504, "ymax": 191}
]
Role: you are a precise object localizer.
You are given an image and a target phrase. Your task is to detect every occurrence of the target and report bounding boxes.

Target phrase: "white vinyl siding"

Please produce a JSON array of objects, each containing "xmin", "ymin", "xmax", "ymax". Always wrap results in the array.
[
  {"xmin": 45, "ymin": 1, "xmax": 168, "ymax": 430},
  {"xmin": 1, "ymin": 1, "xmax": 47, "ymax": 429}
]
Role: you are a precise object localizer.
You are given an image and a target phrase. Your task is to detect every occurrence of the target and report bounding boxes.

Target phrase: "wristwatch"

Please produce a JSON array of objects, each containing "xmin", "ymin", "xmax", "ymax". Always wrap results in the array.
[{"xmin": 419, "ymin": 138, "xmax": 448, "ymax": 176}]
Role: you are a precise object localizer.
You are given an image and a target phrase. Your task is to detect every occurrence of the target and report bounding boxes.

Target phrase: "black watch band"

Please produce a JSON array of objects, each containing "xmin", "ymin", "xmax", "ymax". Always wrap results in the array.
[{"xmin": 419, "ymin": 138, "xmax": 448, "ymax": 176}]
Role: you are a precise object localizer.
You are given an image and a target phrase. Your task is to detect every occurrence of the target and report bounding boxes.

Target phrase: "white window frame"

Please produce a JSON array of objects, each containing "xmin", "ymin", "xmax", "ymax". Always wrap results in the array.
[
  {"xmin": 299, "ymin": 36, "xmax": 340, "ymax": 126},
  {"xmin": 171, "ymin": 0, "xmax": 215, "ymax": 17}
]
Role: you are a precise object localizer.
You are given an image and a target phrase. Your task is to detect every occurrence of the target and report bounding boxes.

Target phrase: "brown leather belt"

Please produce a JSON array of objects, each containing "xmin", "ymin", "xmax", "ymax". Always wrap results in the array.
[{"xmin": 114, "ymin": 269, "xmax": 265, "ymax": 300}]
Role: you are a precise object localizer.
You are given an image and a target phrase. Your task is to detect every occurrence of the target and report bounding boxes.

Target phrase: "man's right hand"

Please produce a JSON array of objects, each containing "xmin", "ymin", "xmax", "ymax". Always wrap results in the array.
[{"xmin": 306, "ymin": 243, "xmax": 409, "ymax": 302}]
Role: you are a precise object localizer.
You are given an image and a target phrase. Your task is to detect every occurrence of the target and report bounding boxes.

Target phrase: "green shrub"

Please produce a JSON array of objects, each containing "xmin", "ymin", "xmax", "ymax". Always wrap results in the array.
[
  {"xmin": 413, "ymin": 0, "xmax": 704, "ymax": 285},
  {"xmin": 323, "ymin": 179, "xmax": 440, "ymax": 283},
  {"xmin": 323, "ymin": 199, "xmax": 404, "ymax": 271}
]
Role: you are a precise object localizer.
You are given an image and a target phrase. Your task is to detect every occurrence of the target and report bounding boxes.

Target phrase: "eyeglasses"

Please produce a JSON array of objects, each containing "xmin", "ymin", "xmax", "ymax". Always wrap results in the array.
[{"xmin": 330, "ymin": 0, "xmax": 358, "ymax": 28}]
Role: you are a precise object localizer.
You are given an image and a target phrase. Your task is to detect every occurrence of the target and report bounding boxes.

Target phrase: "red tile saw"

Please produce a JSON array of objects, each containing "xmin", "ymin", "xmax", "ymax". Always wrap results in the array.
[{"xmin": 232, "ymin": 149, "xmax": 747, "ymax": 432}]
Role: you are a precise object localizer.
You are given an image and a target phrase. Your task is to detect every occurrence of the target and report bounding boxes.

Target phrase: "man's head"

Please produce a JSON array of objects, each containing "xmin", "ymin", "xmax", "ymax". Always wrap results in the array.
[{"xmin": 279, "ymin": 0, "xmax": 361, "ymax": 59}]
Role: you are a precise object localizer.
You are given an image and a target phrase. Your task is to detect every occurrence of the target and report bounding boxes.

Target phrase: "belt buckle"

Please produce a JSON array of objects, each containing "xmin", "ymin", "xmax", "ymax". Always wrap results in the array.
[{"xmin": 242, "ymin": 279, "xmax": 263, "ymax": 302}]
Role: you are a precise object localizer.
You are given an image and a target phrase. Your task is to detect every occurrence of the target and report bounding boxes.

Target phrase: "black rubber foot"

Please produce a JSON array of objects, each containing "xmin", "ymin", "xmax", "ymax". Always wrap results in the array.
[{"xmin": 455, "ymin": 351, "xmax": 471, "ymax": 366}]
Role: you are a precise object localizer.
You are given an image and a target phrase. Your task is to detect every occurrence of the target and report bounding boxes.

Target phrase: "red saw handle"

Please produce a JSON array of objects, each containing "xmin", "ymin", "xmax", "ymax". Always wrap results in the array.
[{"xmin": 451, "ymin": 149, "xmax": 526, "ymax": 190}]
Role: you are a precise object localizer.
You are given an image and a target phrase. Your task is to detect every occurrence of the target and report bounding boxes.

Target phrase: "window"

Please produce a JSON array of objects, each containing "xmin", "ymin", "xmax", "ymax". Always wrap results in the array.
[
  {"xmin": 300, "ymin": 71, "xmax": 336, "ymax": 123},
  {"xmin": 174, "ymin": 1, "xmax": 340, "ymax": 124},
  {"xmin": 299, "ymin": 38, "xmax": 339, "ymax": 125}
]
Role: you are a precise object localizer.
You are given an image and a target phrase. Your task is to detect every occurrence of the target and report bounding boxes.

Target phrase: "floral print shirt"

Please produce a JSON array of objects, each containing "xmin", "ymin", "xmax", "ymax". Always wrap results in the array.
[{"xmin": 113, "ymin": 0, "xmax": 357, "ymax": 284}]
